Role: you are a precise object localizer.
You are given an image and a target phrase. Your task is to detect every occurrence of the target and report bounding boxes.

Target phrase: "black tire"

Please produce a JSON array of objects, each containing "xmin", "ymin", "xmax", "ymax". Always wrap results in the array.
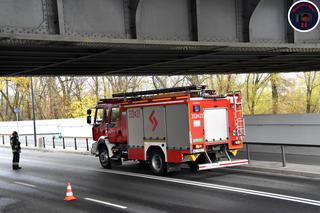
[
  {"xmin": 149, "ymin": 149, "xmax": 167, "ymax": 175},
  {"xmin": 99, "ymin": 146, "xmax": 112, "ymax": 169}
]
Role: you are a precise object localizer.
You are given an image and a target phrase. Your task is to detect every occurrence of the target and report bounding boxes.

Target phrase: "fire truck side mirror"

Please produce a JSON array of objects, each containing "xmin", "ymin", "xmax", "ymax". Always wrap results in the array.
[
  {"xmin": 86, "ymin": 109, "xmax": 92, "ymax": 124},
  {"xmin": 87, "ymin": 115, "xmax": 92, "ymax": 124}
]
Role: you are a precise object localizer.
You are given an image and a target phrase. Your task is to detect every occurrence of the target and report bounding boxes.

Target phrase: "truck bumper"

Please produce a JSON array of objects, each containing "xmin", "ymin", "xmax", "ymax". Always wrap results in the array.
[{"xmin": 197, "ymin": 159, "xmax": 248, "ymax": 171}]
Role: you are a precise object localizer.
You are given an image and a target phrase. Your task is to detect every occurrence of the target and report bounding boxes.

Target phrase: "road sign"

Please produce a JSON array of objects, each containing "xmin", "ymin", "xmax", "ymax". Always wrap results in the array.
[{"xmin": 14, "ymin": 107, "xmax": 20, "ymax": 114}]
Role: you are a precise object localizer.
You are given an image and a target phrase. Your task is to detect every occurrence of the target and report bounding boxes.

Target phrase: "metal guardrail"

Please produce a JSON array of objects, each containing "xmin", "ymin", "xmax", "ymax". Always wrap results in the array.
[
  {"xmin": 0, "ymin": 134, "xmax": 91, "ymax": 152},
  {"xmin": 1, "ymin": 133, "xmax": 318, "ymax": 166},
  {"xmin": 244, "ymin": 142, "xmax": 320, "ymax": 167}
]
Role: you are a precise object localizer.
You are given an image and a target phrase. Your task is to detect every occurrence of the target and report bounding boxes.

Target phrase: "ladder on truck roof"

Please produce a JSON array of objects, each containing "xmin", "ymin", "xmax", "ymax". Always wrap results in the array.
[
  {"xmin": 99, "ymin": 85, "xmax": 207, "ymax": 103},
  {"xmin": 98, "ymin": 85, "xmax": 218, "ymax": 104},
  {"xmin": 112, "ymin": 85, "xmax": 207, "ymax": 98}
]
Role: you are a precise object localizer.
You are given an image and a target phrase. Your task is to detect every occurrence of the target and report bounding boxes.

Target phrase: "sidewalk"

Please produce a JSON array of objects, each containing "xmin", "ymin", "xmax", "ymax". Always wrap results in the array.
[{"xmin": 239, "ymin": 160, "xmax": 320, "ymax": 179}]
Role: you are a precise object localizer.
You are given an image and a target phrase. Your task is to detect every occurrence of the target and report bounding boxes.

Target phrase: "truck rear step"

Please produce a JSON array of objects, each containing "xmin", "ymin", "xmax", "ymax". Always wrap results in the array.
[{"xmin": 198, "ymin": 159, "xmax": 248, "ymax": 171}]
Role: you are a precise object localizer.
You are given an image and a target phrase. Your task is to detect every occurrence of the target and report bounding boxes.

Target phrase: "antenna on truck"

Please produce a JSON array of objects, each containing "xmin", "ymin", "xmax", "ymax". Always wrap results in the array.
[{"xmin": 112, "ymin": 85, "xmax": 207, "ymax": 98}]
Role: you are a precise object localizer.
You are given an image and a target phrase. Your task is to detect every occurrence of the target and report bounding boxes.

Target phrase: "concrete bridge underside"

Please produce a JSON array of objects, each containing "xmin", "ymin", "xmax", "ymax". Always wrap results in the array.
[{"xmin": 1, "ymin": 0, "xmax": 320, "ymax": 76}]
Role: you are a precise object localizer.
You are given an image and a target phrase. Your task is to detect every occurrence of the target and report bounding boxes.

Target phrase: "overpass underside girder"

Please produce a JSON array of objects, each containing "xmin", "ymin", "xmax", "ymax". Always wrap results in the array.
[{"xmin": 0, "ymin": 0, "xmax": 320, "ymax": 76}]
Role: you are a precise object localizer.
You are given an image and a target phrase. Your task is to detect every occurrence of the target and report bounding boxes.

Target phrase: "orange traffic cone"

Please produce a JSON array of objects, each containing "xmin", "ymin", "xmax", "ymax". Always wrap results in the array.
[{"xmin": 64, "ymin": 182, "xmax": 76, "ymax": 201}]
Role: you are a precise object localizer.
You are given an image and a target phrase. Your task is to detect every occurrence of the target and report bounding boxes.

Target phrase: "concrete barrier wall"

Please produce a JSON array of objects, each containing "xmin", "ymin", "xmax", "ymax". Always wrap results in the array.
[
  {"xmin": 244, "ymin": 114, "xmax": 320, "ymax": 146},
  {"xmin": 244, "ymin": 114, "xmax": 320, "ymax": 156}
]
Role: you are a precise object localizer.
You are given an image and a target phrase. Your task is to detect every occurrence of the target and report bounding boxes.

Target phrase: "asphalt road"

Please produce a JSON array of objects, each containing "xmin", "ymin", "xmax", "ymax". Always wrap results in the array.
[{"xmin": 0, "ymin": 147, "xmax": 320, "ymax": 213}]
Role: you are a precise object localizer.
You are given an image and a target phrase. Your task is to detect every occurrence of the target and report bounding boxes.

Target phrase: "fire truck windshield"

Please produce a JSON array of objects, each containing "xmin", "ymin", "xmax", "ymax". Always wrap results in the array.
[{"xmin": 95, "ymin": 108, "xmax": 105, "ymax": 124}]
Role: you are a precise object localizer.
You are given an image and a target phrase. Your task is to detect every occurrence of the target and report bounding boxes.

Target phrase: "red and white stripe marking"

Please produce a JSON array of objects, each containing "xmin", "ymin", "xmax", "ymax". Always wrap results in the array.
[{"xmin": 198, "ymin": 159, "xmax": 249, "ymax": 171}]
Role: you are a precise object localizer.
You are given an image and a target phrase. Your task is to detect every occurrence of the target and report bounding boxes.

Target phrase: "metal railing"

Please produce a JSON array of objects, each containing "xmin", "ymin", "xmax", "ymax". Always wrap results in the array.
[
  {"xmin": 244, "ymin": 142, "xmax": 320, "ymax": 167},
  {"xmin": 2, "ymin": 133, "xmax": 319, "ymax": 166},
  {"xmin": 0, "ymin": 134, "xmax": 92, "ymax": 152}
]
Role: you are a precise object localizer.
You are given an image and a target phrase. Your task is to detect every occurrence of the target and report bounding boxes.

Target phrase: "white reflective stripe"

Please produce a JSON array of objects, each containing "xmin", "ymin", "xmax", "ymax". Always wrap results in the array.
[
  {"xmin": 67, "ymin": 186, "xmax": 72, "ymax": 190},
  {"xmin": 198, "ymin": 160, "xmax": 248, "ymax": 171},
  {"xmin": 66, "ymin": 192, "xmax": 73, "ymax": 196},
  {"xmin": 190, "ymin": 98, "xmax": 204, "ymax": 101}
]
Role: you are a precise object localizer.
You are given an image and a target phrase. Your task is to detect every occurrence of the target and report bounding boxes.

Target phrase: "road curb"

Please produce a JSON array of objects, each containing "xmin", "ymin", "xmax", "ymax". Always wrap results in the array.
[{"xmin": 237, "ymin": 165, "xmax": 320, "ymax": 179}]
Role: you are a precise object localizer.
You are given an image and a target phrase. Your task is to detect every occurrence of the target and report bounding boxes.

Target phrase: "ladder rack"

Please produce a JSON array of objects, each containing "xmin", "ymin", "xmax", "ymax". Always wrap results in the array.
[
  {"xmin": 112, "ymin": 85, "xmax": 206, "ymax": 98},
  {"xmin": 231, "ymin": 91, "xmax": 245, "ymax": 139}
]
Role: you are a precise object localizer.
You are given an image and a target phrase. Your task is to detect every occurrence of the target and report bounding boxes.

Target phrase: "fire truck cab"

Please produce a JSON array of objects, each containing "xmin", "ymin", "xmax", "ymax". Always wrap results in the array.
[{"xmin": 87, "ymin": 85, "xmax": 248, "ymax": 175}]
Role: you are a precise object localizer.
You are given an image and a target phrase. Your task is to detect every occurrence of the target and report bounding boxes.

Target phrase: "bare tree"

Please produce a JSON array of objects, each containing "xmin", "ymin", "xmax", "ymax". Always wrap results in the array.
[
  {"xmin": 151, "ymin": 76, "xmax": 186, "ymax": 89},
  {"xmin": 304, "ymin": 72, "xmax": 320, "ymax": 113},
  {"xmin": 185, "ymin": 75, "xmax": 209, "ymax": 86},
  {"xmin": 207, "ymin": 74, "xmax": 237, "ymax": 94},
  {"xmin": 106, "ymin": 76, "xmax": 144, "ymax": 94},
  {"xmin": 244, "ymin": 73, "xmax": 271, "ymax": 115},
  {"xmin": 270, "ymin": 73, "xmax": 280, "ymax": 114}
]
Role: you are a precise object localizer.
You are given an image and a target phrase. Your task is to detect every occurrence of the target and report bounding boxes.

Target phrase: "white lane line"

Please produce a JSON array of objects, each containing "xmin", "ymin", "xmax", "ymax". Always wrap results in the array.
[
  {"xmin": 14, "ymin": 181, "xmax": 36, "ymax": 188},
  {"xmin": 94, "ymin": 169, "xmax": 320, "ymax": 207},
  {"xmin": 85, "ymin": 198, "xmax": 127, "ymax": 209},
  {"xmin": 3, "ymin": 153, "xmax": 319, "ymax": 207}
]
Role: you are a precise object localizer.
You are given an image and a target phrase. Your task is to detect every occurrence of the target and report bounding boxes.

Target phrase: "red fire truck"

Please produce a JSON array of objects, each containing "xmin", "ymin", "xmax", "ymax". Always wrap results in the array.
[{"xmin": 87, "ymin": 85, "xmax": 248, "ymax": 175}]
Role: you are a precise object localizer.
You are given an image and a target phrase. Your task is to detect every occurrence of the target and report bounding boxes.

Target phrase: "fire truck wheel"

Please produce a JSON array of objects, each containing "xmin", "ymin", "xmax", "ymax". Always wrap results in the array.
[
  {"xmin": 150, "ymin": 149, "xmax": 167, "ymax": 175},
  {"xmin": 99, "ymin": 146, "xmax": 111, "ymax": 169}
]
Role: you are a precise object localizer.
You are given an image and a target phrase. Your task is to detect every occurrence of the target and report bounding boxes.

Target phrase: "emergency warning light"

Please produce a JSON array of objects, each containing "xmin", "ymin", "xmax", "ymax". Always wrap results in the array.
[{"xmin": 193, "ymin": 105, "xmax": 200, "ymax": 112}]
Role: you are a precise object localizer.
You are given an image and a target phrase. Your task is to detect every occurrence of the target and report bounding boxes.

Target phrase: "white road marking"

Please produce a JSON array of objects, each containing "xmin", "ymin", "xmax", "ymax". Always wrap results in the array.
[
  {"xmin": 95, "ymin": 169, "xmax": 320, "ymax": 207},
  {"xmin": 85, "ymin": 198, "xmax": 127, "ymax": 209},
  {"xmin": 2, "ymin": 150, "xmax": 319, "ymax": 207},
  {"xmin": 14, "ymin": 181, "xmax": 36, "ymax": 188}
]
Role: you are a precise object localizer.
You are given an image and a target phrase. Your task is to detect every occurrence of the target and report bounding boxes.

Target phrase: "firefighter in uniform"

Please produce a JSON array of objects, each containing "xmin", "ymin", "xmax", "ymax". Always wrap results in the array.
[{"xmin": 10, "ymin": 131, "xmax": 22, "ymax": 170}]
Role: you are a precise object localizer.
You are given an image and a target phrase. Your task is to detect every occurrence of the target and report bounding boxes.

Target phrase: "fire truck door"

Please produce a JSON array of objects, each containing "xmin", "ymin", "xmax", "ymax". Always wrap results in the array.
[
  {"xmin": 203, "ymin": 108, "xmax": 229, "ymax": 142},
  {"xmin": 108, "ymin": 107, "xmax": 121, "ymax": 142},
  {"xmin": 93, "ymin": 108, "xmax": 107, "ymax": 141}
]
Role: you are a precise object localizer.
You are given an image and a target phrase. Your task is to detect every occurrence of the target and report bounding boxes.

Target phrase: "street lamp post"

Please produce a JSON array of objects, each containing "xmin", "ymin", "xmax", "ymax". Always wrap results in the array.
[
  {"xmin": 14, "ymin": 107, "xmax": 20, "ymax": 132},
  {"xmin": 30, "ymin": 77, "xmax": 37, "ymax": 147}
]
